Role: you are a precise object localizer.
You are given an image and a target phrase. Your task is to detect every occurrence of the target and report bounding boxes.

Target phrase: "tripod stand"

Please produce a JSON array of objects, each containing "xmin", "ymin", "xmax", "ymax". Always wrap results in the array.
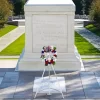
[{"xmin": 34, "ymin": 64, "xmax": 64, "ymax": 99}]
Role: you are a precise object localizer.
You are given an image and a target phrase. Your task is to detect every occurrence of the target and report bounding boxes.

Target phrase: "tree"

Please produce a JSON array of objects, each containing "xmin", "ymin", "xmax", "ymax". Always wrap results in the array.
[
  {"xmin": 13, "ymin": 0, "xmax": 26, "ymax": 15},
  {"xmin": 81, "ymin": 0, "xmax": 86, "ymax": 15},
  {"xmin": 85, "ymin": 0, "xmax": 93, "ymax": 15},
  {"xmin": 0, "ymin": 0, "xmax": 12, "ymax": 28},
  {"xmin": 73, "ymin": 0, "xmax": 83, "ymax": 14},
  {"xmin": 89, "ymin": 0, "xmax": 100, "ymax": 27},
  {"xmin": 72, "ymin": 0, "xmax": 93, "ymax": 15}
]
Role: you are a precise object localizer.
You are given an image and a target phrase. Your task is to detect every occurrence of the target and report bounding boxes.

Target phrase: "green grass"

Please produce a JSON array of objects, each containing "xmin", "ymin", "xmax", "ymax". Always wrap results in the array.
[
  {"xmin": 82, "ymin": 58, "xmax": 100, "ymax": 60},
  {"xmin": 85, "ymin": 24, "xmax": 100, "ymax": 37},
  {"xmin": 0, "ymin": 32, "xmax": 100, "ymax": 55},
  {"xmin": 0, "ymin": 25, "xmax": 17, "ymax": 37},
  {"xmin": 75, "ymin": 32, "xmax": 100, "ymax": 55},
  {"xmin": 0, "ymin": 34, "xmax": 25, "ymax": 56}
]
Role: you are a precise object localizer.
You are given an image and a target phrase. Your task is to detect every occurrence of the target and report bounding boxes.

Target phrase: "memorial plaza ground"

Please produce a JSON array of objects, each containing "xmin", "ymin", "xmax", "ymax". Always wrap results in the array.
[
  {"xmin": 0, "ymin": 20, "xmax": 100, "ymax": 100},
  {"xmin": 0, "ymin": 0, "xmax": 100, "ymax": 99},
  {"xmin": 0, "ymin": 19, "xmax": 100, "ymax": 99},
  {"xmin": 0, "ymin": 59, "xmax": 100, "ymax": 99}
]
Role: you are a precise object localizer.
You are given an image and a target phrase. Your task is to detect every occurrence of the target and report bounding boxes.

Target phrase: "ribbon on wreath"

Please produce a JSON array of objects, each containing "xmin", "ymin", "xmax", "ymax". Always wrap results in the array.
[{"xmin": 40, "ymin": 46, "xmax": 57, "ymax": 66}]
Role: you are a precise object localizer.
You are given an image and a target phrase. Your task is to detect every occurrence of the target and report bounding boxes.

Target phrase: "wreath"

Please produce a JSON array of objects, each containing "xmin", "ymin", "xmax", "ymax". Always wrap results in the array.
[{"xmin": 41, "ymin": 46, "xmax": 57, "ymax": 66}]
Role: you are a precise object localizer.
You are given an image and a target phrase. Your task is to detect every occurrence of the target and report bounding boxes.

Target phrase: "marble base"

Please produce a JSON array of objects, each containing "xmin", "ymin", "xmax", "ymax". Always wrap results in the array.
[
  {"xmin": 33, "ymin": 77, "xmax": 66, "ymax": 93},
  {"xmin": 16, "ymin": 47, "xmax": 83, "ymax": 71}
]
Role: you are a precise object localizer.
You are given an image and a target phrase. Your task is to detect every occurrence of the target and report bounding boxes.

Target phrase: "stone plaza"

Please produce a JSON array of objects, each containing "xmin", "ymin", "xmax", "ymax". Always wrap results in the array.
[
  {"xmin": 0, "ymin": 59, "xmax": 100, "ymax": 99},
  {"xmin": 0, "ymin": 0, "xmax": 100, "ymax": 99}
]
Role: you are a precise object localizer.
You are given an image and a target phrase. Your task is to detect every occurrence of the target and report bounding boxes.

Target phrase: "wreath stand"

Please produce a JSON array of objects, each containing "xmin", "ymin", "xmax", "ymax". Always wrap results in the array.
[{"xmin": 34, "ymin": 48, "xmax": 64, "ymax": 99}]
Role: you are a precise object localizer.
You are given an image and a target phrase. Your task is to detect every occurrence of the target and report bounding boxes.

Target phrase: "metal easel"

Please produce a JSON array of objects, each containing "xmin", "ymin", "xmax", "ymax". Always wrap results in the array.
[{"xmin": 34, "ymin": 53, "xmax": 64, "ymax": 99}]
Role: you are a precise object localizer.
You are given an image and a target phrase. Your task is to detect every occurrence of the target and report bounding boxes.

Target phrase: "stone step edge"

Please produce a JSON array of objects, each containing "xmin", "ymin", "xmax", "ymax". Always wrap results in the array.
[{"xmin": 0, "ymin": 55, "xmax": 100, "ymax": 59}]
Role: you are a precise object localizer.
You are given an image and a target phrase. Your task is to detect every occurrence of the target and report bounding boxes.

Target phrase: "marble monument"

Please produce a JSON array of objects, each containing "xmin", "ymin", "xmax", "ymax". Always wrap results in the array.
[{"xmin": 17, "ymin": 0, "xmax": 82, "ymax": 71}]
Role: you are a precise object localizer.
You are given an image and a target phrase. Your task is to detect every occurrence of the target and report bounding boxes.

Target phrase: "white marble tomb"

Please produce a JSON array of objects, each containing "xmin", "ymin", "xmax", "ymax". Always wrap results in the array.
[{"xmin": 17, "ymin": 0, "xmax": 82, "ymax": 71}]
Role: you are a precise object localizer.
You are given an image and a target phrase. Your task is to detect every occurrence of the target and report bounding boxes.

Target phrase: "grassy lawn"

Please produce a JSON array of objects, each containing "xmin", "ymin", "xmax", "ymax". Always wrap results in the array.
[
  {"xmin": 75, "ymin": 32, "xmax": 100, "ymax": 55},
  {"xmin": 0, "ymin": 34, "xmax": 25, "ymax": 56},
  {"xmin": 0, "ymin": 32, "xmax": 100, "ymax": 55},
  {"xmin": 85, "ymin": 24, "xmax": 100, "ymax": 37},
  {"xmin": 0, "ymin": 25, "xmax": 17, "ymax": 37}
]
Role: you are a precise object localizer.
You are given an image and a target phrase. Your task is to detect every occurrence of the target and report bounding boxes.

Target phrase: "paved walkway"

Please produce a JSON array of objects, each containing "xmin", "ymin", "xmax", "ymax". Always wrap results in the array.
[
  {"xmin": 75, "ymin": 27, "xmax": 100, "ymax": 51},
  {"xmin": 0, "ymin": 59, "xmax": 18, "ymax": 69},
  {"xmin": 1, "ymin": 55, "xmax": 100, "ymax": 59},
  {"xmin": 0, "ymin": 56, "xmax": 19, "ymax": 58},
  {"xmin": 0, "ymin": 26, "xmax": 25, "ymax": 52},
  {"xmin": 0, "ymin": 59, "xmax": 100, "ymax": 99}
]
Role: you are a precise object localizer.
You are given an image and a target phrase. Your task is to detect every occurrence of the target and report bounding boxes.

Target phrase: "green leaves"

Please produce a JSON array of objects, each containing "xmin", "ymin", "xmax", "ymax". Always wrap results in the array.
[
  {"xmin": 0, "ymin": 0, "xmax": 13, "ymax": 28},
  {"xmin": 89, "ymin": 0, "xmax": 100, "ymax": 27}
]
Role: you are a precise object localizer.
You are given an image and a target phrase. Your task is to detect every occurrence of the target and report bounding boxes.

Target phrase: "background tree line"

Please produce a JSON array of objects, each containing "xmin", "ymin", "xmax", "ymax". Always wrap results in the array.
[
  {"xmin": 1, "ymin": 0, "xmax": 94, "ymax": 16},
  {"xmin": 0, "ymin": 0, "xmax": 100, "ymax": 28},
  {"xmin": 12, "ymin": 0, "xmax": 94, "ymax": 15},
  {"xmin": 10, "ymin": 0, "xmax": 26, "ymax": 15},
  {"xmin": 0, "ymin": 0, "xmax": 12, "ymax": 28},
  {"xmin": 73, "ymin": 0, "xmax": 93, "ymax": 15}
]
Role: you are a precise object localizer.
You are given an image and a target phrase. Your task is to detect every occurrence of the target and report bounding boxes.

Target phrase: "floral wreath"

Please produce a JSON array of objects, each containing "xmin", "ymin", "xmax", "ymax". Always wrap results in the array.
[{"xmin": 41, "ymin": 46, "xmax": 57, "ymax": 66}]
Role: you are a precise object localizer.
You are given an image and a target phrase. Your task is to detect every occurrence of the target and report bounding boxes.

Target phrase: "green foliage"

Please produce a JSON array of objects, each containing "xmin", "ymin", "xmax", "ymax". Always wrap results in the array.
[
  {"xmin": 0, "ymin": 32, "xmax": 100, "ymax": 55},
  {"xmin": 85, "ymin": 0, "xmax": 93, "ymax": 15},
  {"xmin": 72, "ymin": 0, "xmax": 82, "ymax": 14},
  {"xmin": 89, "ymin": 0, "xmax": 100, "ymax": 27},
  {"xmin": 0, "ymin": 0, "xmax": 13, "ymax": 28},
  {"xmin": 72, "ymin": 0, "xmax": 93, "ymax": 15},
  {"xmin": 75, "ymin": 32, "xmax": 100, "ymax": 55},
  {"xmin": 85, "ymin": 24, "xmax": 100, "ymax": 37},
  {"xmin": 0, "ymin": 25, "xmax": 17, "ymax": 37},
  {"xmin": 13, "ymin": 0, "xmax": 26, "ymax": 15}
]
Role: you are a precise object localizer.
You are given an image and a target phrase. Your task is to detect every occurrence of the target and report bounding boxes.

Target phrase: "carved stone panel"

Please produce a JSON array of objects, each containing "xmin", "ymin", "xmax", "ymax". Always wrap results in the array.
[{"xmin": 32, "ymin": 15, "xmax": 68, "ymax": 52}]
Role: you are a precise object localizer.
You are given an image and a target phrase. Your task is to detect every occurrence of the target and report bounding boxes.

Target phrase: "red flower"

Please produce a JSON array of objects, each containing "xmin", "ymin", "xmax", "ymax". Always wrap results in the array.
[
  {"xmin": 51, "ymin": 50, "xmax": 54, "ymax": 53},
  {"xmin": 53, "ymin": 54, "xmax": 57, "ymax": 57},
  {"xmin": 51, "ymin": 59, "xmax": 54, "ymax": 64},
  {"xmin": 45, "ymin": 60, "xmax": 48, "ymax": 66}
]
